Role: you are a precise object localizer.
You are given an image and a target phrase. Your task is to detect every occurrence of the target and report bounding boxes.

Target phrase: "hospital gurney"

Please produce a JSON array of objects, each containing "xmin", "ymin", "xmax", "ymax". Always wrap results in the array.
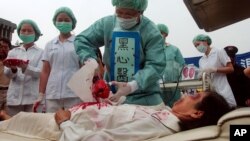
[
  {"xmin": 160, "ymin": 72, "xmax": 212, "ymax": 91},
  {"xmin": 0, "ymin": 107, "xmax": 249, "ymax": 141}
]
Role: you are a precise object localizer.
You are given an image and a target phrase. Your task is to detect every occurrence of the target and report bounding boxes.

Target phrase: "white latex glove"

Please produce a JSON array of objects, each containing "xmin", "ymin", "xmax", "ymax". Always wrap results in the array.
[
  {"xmin": 105, "ymin": 95, "xmax": 126, "ymax": 106},
  {"xmin": 202, "ymin": 67, "xmax": 217, "ymax": 74},
  {"xmin": 33, "ymin": 92, "xmax": 45, "ymax": 112},
  {"xmin": 109, "ymin": 80, "xmax": 138, "ymax": 102}
]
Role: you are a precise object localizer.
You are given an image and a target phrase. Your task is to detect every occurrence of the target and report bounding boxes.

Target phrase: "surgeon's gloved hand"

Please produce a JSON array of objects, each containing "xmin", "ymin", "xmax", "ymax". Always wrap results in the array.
[
  {"xmin": 109, "ymin": 80, "xmax": 138, "ymax": 102},
  {"xmin": 202, "ymin": 67, "xmax": 217, "ymax": 74},
  {"xmin": 33, "ymin": 92, "xmax": 45, "ymax": 112}
]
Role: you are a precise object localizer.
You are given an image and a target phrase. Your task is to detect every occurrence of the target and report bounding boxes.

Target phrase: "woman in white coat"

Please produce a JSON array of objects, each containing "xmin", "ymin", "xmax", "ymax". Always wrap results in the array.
[
  {"xmin": 4, "ymin": 19, "xmax": 43, "ymax": 116},
  {"xmin": 192, "ymin": 34, "xmax": 236, "ymax": 107}
]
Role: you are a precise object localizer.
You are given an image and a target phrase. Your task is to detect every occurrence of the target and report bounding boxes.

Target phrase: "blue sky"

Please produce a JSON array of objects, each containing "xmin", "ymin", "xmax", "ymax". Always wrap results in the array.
[{"xmin": 1, "ymin": 0, "xmax": 249, "ymax": 57}]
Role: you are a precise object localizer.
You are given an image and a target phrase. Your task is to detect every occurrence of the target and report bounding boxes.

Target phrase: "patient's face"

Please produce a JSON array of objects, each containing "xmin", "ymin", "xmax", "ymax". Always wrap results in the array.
[{"xmin": 172, "ymin": 92, "xmax": 206, "ymax": 115}]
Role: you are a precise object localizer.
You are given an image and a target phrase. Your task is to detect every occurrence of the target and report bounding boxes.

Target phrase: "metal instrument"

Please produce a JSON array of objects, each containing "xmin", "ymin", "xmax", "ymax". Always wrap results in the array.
[{"xmin": 160, "ymin": 72, "xmax": 212, "ymax": 91}]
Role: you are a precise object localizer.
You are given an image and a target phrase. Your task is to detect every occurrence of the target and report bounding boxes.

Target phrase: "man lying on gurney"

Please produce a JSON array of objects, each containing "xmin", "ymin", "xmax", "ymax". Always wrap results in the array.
[{"xmin": 0, "ymin": 86, "xmax": 231, "ymax": 141}]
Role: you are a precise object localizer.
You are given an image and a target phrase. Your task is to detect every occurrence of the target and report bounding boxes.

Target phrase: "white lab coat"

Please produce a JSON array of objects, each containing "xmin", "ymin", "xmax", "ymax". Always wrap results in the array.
[
  {"xmin": 4, "ymin": 44, "xmax": 43, "ymax": 105},
  {"xmin": 199, "ymin": 47, "xmax": 236, "ymax": 107}
]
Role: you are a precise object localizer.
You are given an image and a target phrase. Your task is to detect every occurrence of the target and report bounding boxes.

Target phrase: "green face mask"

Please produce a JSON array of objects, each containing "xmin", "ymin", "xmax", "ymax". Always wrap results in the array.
[
  {"xmin": 55, "ymin": 22, "xmax": 73, "ymax": 33},
  {"xmin": 19, "ymin": 34, "xmax": 35, "ymax": 44}
]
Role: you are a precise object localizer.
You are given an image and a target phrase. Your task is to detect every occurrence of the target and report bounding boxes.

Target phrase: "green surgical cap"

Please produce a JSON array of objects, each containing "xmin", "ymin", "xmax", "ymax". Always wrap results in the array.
[
  {"xmin": 53, "ymin": 7, "xmax": 77, "ymax": 30},
  {"xmin": 112, "ymin": 0, "xmax": 148, "ymax": 12},
  {"xmin": 157, "ymin": 24, "xmax": 169, "ymax": 34},
  {"xmin": 192, "ymin": 34, "xmax": 212, "ymax": 45},
  {"xmin": 17, "ymin": 19, "xmax": 41, "ymax": 42}
]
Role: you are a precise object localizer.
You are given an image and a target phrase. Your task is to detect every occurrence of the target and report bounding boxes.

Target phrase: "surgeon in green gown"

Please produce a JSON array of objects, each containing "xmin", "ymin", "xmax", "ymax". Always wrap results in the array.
[
  {"xmin": 157, "ymin": 23, "xmax": 185, "ymax": 107},
  {"xmin": 74, "ymin": 0, "xmax": 166, "ymax": 108}
]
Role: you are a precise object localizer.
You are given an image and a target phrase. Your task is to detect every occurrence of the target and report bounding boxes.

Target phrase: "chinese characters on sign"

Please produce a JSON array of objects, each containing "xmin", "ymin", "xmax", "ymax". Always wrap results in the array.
[{"xmin": 115, "ymin": 37, "xmax": 135, "ymax": 82}]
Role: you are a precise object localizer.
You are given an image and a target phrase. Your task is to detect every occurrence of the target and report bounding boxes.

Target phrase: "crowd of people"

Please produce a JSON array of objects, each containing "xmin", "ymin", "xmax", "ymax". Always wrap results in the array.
[{"xmin": 0, "ymin": 0, "xmax": 249, "ymax": 140}]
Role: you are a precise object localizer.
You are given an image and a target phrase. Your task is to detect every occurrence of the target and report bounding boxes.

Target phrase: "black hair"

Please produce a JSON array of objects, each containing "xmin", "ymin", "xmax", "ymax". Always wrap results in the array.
[
  {"xmin": 0, "ymin": 38, "xmax": 11, "ymax": 48},
  {"xmin": 179, "ymin": 91, "xmax": 232, "ymax": 130}
]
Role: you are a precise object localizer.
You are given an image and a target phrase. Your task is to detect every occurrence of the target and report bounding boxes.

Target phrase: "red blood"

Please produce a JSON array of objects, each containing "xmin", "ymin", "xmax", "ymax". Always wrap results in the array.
[
  {"xmin": 3, "ymin": 58, "xmax": 29, "ymax": 66},
  {"xmin": 92, "ymin": 76, "xmax": 110, "ymax": 100},
  {"xmin": 33, "ymin": 102, "xmax": 39, "ymax": 113},
  {"xmin": 70, "ymin": 102, "xmax": 109, "ymax": 112}
]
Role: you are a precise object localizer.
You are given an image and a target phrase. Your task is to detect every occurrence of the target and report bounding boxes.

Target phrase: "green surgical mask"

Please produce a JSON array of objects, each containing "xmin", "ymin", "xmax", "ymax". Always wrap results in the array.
[
  {"xmin": 196, "ymin": 44, "xmax": 208, "ymax": 53},
  {"xmin": 116, "ymin": 17, "xmax": 138, "ymax": 30},
  {"xmin": 55, "ymin": 22, "xmax": 73, "ymax": 33},
  {"xmin": 19, "ymin": 34, "xmax": 35, "ymax": 44}
]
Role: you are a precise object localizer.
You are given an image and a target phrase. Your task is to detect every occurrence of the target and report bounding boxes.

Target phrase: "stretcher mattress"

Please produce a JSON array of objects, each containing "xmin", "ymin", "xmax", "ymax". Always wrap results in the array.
[
  {"xmin": 0, "ymin": 107, "xmax": 249, "ymax": 141},
  {"xmin": 0, "ymin": 132, "xmax": 50, "ymax": 141}
]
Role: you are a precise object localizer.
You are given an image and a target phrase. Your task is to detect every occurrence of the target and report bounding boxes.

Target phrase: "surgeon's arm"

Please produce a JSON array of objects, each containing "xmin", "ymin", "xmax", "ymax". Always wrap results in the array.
[
  {"xmin": 132, "ymin": 24, "xmax": 166, "ymax": 90},
  {"xmin": 74, "ymin": 18, "xmax": 105, "ymax": 65}
]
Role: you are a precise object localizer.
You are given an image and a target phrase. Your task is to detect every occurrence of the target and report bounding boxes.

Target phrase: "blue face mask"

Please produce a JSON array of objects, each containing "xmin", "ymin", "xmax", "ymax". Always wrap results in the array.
[
  {"xmin": 116, "ymin": 17, "xmax": 138, "ymax": 30},
  {"xmin": 19, "ymin": 34, "xmax": 35, "ymax": 44},
  {"xmin": 55, "ymin": 22, "xmax": 73, "ymax": 33},
  {"xmin": 196, "ymin": 44, "xmax": 208, "ymax": 53}
]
